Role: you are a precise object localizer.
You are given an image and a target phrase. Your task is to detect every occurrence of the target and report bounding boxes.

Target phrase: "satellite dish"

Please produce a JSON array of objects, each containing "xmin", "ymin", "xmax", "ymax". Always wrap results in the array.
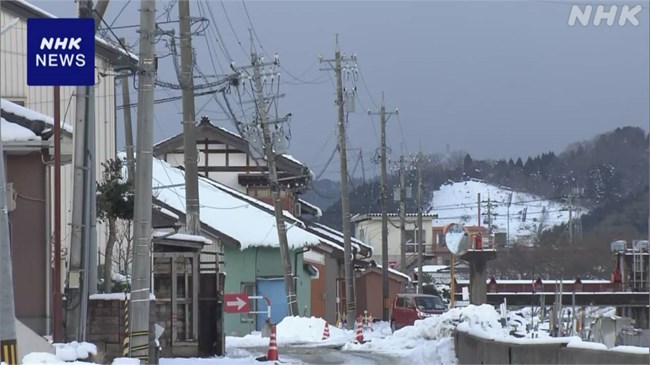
[{"xmin": 444, "ymin": 223, "xmax": 470, "ymax": 256}]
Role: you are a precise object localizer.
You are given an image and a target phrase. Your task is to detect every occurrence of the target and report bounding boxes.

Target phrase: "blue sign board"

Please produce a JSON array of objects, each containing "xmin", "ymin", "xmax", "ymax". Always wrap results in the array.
[{"xmin": 27, "ymin": 18, "xmax": 95, "ymax": 86}]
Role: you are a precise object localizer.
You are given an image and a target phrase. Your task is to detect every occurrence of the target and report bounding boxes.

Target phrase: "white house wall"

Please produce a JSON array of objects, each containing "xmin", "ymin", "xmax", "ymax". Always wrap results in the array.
[
  {"xmin": 355, "ymin": 218, "xmax": 433, "ymax": 264},
  {"xmin": 164, "ymin": 144, "xmax": 256, "ymax": 195},
  {"xmin": 1, "ymin": 10, "xmax": 117, "ymax": 277}
]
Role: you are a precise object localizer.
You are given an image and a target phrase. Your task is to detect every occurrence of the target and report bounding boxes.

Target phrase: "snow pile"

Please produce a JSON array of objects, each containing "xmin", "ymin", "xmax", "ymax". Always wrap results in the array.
[
  {"xmin": 22, "ymin": 353, "xmax": 97, "ymax": 364},
  {"xmin": 112, "ymin": 272, "xmax": 129, "ymax": 284},
  {"xmin": 345, "ymin": 304, "xmax": 506, "ymax": 365},
  {"xmin": 110, "ymin": 359, "xmax": 141, "ymax": 365},
  {"xmin": 567, "ymin": 337, "xmax": 608, "ymax": 350},
  {"xmin": 226, "ymin": 316, "xmax": 351, "ymax": 347},
  {"xmin": 54, "ymin": 342, "xmax": 97, "ymax": 362}
]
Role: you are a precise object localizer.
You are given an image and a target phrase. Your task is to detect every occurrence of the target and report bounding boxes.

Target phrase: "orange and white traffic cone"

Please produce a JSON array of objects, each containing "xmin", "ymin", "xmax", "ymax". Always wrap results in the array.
[
  {"xmin": 355, "ymin": 317, "xmax": 364, "ymax": 343},
  {"xmin": 267, "ymin": 324, "xmax": 279, "ymax": 361},
  {"xmin": 322, "ymin": 321, "xmax": 330, "ymax": 340}
]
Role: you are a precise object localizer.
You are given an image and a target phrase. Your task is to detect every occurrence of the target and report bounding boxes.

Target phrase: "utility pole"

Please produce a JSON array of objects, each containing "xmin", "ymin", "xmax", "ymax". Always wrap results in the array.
[
  {"xmin": 178, "ymin": 0, "xmax": 200, "ymax": 236},
  {"xmin": 0, "ymin": 117, "xmax": 18, "ymax": 365},
  {"xmin": 67, "ymin": 0, "xmax": 108, "ymax": 340},
  {"xmin": 250, "ymin": 44, "xmax": 298, "ymax": 316},
  {"xmin": 506, "ymin": 192, "xmax": 513, "ymax": 246},
  {"xmin": 129, "ymin": 0, "xmax": 157, "ymax": 361},
  {"xmin": 417, "ymin": 152, "xmax": 424, "ymax": 293},
  {"xmin": 568, "ymin": 192, "xmax": 573, "ymax": 246},
  {"xmin": 320, "ymin": 36, "xmax": 357, "ymax": 328},
  {"xmin": 119, "ymin": 37, "xmax": 135, "ymax": 182},
  {"xmin": 53, "ymin": 85, "xmax": 63, "ymax": 342},
  {"xmin": 398, "ymin": 156, "xmax": 406, "ymax": 272},
  {"xmin": 369, "ymin": 94, "xmax": 397, "ymax": 321}
]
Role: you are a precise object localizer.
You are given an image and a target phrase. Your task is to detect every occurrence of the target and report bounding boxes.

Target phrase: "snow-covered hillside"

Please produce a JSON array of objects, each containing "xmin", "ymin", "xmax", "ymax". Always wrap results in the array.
[{"xmin": 427, "ymin": 180, "xmax": 584, "ymax": 244}]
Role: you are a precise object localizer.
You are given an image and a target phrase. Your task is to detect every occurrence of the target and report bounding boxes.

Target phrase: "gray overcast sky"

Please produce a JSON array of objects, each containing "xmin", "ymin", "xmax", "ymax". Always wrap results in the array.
[{"xmin": 30, "ymin": 0, "xmax": 650, "ymax": 179}]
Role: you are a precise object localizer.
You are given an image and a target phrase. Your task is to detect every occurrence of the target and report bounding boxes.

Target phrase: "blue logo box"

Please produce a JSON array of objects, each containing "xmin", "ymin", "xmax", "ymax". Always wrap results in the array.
[{"xmin": 27, "ymin": 18, "xmax": 95, "ymax": 86}]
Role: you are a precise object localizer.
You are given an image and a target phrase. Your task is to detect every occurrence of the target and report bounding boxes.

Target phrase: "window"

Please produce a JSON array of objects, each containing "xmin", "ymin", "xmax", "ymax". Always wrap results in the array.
[
  {"xmin": 240, "ymin": 282, "xmax": 256, "ymax": 323},
  {"xmin": 405, "ymin": 229, "xmax": 427, "ymax": 253},
  {"xmin": 395, "ymin": 297, "xmax": 405, "ymax": 307},
  {"xmin": 7, "ymin": 100, "xmax": 25, "ymax": 106},
  {"xmin": 403, "ymin": 297, "xmax": 415, "ymax": 308}
]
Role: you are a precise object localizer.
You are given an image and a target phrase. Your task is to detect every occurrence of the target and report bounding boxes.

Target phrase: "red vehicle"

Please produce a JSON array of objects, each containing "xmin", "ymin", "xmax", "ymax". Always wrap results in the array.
[{"xmin": 390, "ymin": 293, "xmax": 447, "ymax": 331}]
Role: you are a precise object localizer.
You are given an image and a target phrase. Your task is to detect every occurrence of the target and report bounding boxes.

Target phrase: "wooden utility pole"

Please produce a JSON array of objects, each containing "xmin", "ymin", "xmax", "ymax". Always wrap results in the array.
[
  {"xmin": 320, "ymin": 36, "xmax": 357, "ymax": 328},
  {"xmin": 119, "ymin": 37, "xmax": 135, "ymax": 182},
  {"xmin": 369, "ymin": 94, "xmax": 397, "ymax": 321},
  {"xmin": 416, "ymin": 152, "xmax": 424, "ymax": 293},
  {"xmin": 251, "ymin": 45, "xmax": 298, "ymax": 316},
  {"xmin": 398, "ymin": 156, "xmax": 406, "ymax": 271},
  {"xmin": 53, "ymin": 85, "xmax": 63, "ymax": 342},
  {"xmin": 129, "ymin": 0, "xmax": 157, "ymax": 360},
  {"xmin": 179, "ymin": 0, "xmax": 200, "ymax": 236}
]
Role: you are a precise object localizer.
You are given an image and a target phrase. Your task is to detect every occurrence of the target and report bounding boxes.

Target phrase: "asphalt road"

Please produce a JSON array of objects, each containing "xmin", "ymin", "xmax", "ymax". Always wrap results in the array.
[{"xmin": 246, "ymin": 345, "xmax": 400, "ymax": 365}]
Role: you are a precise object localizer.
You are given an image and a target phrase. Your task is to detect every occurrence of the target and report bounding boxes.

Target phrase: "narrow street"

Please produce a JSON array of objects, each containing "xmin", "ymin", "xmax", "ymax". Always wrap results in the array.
[{"xmin": 245, "ymin": 345, "xmax": 399, "ymax": 365}]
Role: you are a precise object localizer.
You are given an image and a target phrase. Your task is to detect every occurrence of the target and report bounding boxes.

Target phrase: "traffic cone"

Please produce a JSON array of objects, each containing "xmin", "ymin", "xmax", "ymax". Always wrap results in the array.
[
  {"xmin": 267, "ymin": 325, "xmax": 279, "ymax": 361},
  {"xmin": 355, "ymin": 317, "xmax": 364, "ymax": 343},
  {"xmin": 322, "ymin": 321, "xmax": 330, "ymax": 340}
]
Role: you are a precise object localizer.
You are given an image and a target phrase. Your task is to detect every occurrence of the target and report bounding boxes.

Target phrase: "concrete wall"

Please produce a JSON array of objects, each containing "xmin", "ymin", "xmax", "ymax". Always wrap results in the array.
[
  {"xmin": 86, "ymin": 298, "xmax": 156, "ymax": 363},
  {"xmin": 223, "ymin": 246, "xmax": 311, "ymax": 336},
  {"xmin": 455, "ymin": 330, "xmax": 649, "ymax": 365}
]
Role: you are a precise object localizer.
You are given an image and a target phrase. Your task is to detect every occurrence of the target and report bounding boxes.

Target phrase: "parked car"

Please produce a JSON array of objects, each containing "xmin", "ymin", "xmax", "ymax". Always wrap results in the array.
[{"xmin": 390, "ymin": 293, "xmax": 447, "ymax": 331}]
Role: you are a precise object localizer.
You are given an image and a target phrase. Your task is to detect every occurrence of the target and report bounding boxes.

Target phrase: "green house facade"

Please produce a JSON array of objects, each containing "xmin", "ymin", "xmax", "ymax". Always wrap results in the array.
[{"xmin": 223, "ymin": 246, "xmax": 312, "ymax": 336}]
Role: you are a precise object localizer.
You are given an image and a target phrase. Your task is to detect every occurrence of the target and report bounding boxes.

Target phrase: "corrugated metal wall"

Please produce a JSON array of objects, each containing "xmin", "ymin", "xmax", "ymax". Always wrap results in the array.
[{"xmin": 1, "ymin": 11, "xmax": 116, "ymax": 285}]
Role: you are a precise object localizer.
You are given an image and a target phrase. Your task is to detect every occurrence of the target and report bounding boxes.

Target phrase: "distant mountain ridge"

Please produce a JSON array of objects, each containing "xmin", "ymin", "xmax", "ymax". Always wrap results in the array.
[{"xmin": 314, "ymin": 126, "xmax": 649, "ymax": 246}]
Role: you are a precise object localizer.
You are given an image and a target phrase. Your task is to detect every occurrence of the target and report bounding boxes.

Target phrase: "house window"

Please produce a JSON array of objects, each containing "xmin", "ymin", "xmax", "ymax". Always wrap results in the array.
[
  {"xmin": 405, "ymin": 230, "xmax": 426, "ymax": 253},
  {"xmin": 7, "ymin": 100, "xmax": 25, "ymax": 107},
  {"xmin": 240, "ymin": 282, "xmax": 256, "ymax": 323}
]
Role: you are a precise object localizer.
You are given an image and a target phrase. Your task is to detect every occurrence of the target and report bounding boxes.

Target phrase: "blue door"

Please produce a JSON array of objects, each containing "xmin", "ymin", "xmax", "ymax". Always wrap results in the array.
[{"xmin": 256, "ymin": 277, "xmax": 287, "ymax": 330}]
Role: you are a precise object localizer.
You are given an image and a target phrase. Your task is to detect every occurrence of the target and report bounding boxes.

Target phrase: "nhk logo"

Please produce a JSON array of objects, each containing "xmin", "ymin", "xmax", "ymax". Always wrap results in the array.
[
  {"xmin": 568, "ymin": 4, "xmax": 643, "ymax": 26},
  {"xmin": 27, "ymin": 18, "xmax": 95, "ymax": 86}
]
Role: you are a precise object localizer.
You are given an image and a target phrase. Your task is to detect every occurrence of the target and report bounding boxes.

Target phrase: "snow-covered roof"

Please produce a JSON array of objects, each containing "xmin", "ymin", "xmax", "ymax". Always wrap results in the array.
[
  {"xmin": 415, "ymin": 265, "xmax": 449, "ymax": 273},
  {"xmin": 299, "ymin": 199, "xmax": 322, "ymax": 217},
  {"xmin": 1, "ymin": 118, "xmax": 37, "ymax": 142},
  {"xmin": 311, "ymin": 222, "xmax": 373, "ymax": 254},
  {"xmin": 153, "ymin": 205, "xmax": 180, "ymax": 220},
  {"xmin": 148, "ymin": 156, "xmax": 321, "ymax": 250},
  {"xmin": 6, "ymin": 0, "xmax": 139, "ymax": 62},
  {"xmin": 372, "ymin": 264, "xmax": 412, "ymax": 282},
  {"xmin": 455, "ymin": 279, "xmax": 610, "ymax": 285},
  {"xmin": 1, "ymin": 98, "xmax": 73, "ymax": 133},
  {"xmin": 152, "ymin": 230, "xmax": 212, "ymax": 245}
]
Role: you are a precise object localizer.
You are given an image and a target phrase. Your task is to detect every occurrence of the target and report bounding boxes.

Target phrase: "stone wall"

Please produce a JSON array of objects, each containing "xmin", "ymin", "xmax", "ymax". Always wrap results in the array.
[
  {"xmin": 455, "ymin": 330, "xmax": 648, "ymax": 365},
  {"xmin": 86, "ymin": 297, "xmax": 157, "ymax": 363}
]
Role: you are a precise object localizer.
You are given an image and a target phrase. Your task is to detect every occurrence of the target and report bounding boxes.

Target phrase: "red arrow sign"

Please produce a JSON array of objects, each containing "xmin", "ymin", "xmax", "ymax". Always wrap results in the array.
[{"xmin": 224, "ymin": 293, "xmax": 250, "ymax": 313}]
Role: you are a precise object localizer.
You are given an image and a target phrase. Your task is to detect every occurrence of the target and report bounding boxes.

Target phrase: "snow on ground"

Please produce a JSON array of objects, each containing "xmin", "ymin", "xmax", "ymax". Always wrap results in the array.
[
  {"xmin": 344, "ymin": 304, "xmax": 506, "ymax": 365},
  {"xmin": 22, "ymin": 342, "xmax": 97, "ymax": 364},
  {"xmin": 226, "ymin": 316, "xmax": 353, "ymax": 348},
  {"xmin": 161, "ymin": 348, "xmax": 304, "ymax": 365},
  {"xmin": 429, "ymin": 180, "xmax": 580, "ymax": 242}
]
